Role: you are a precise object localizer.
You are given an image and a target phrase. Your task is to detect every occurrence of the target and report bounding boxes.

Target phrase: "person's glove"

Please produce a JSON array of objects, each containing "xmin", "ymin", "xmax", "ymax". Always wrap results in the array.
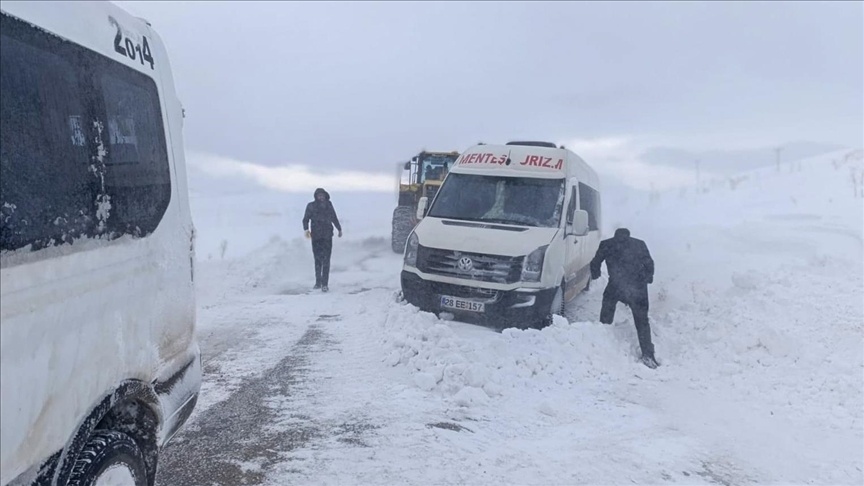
[
  {"xmin": 304, "ymin": 230, "xmax": 311, "ymax": 239},
  {"xmin": 591, "ymin": 272, "xmax": 600, "ymax": 280},
  {"xmin": 338, "ymin": 230, "xmax": 343, "ymax": 238},
  {"xmin": 647, "ymin": 275, "xmax": 654, "ymax": 284}
]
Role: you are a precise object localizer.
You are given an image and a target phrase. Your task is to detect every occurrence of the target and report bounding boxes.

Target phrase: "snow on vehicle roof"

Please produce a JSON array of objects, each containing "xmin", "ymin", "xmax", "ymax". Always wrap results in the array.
[{"xmin": 1, "ymin": 1, "xmax": 165, "ymax": 80}]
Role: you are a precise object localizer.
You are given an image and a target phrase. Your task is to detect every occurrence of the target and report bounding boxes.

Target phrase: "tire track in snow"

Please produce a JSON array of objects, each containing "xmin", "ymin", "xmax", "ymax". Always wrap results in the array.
[
  {"xmin": 155, "ymin": 324, "xmax": 333, "ymax": 486},
  {"xmin": 154, "ymin": 236, "xmax": 402, "ymax": 485}
]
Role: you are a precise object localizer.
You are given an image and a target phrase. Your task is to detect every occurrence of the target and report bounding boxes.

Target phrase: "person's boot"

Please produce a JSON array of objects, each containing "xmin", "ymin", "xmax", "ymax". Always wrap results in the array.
[
  {"xmin": 322, "ymin": 285, "xmax": 329, "ymax": 293},
  {"xmin": 313, "ymin": 282, "xmax": 321, "ymax": 290},
  {"xmin": 640, "ymin": 354, "xmax": 659, "ymax": 369}
]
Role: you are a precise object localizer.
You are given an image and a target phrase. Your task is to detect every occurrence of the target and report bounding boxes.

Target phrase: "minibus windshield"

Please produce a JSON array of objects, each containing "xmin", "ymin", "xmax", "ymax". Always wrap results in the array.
[{"xmin": 427, "ymin": 174, "xmax": 565, "ymax": 228}]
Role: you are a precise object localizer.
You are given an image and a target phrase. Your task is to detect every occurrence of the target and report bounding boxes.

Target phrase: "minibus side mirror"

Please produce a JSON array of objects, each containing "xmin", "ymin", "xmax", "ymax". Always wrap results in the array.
[
  {"xmin": 568, "ymin": 210, "xmax": 589, "ymax": 236},
  {"xmin": 404, "ymin": 161, "xmax": 411, "ymax": 170},
  {"xmin": 416, "ymin": 197, "xmax": 429, "ymax": 220}
]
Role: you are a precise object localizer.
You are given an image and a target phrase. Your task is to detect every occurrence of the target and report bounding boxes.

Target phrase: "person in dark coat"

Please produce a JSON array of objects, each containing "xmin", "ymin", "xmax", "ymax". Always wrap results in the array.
[
  {"xmin": 590, "ymin": 228, "xmax": 658, "ymax": 368},
  {"xmin": 302, "ymin": 188, "xmax": 342, "ymax": 292}
]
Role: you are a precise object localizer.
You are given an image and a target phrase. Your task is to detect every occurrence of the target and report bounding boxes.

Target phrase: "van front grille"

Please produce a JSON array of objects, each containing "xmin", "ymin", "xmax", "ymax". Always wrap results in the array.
[{"xmin": 417, "ymin": 246, "xmax": 523, "ymax": 284}]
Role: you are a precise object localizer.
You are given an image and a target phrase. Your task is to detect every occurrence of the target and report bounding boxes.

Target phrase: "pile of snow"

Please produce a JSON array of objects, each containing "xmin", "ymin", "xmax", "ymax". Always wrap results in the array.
[{"xmin": 380, "ymin": 308, "xmax": 638, "ymax": 401}]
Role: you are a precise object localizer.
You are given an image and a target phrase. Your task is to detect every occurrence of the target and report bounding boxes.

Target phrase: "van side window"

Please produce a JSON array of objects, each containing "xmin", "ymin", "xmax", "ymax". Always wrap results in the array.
[
  {"xmin": 99, "ymin": 71, "xmax": 171, "ymax": 238},
  {"xmin": 578, "ymin": 182, "xmax": 600, "ymax": 231},
  {"xmin": 0, "ymin": 31, "xmax": 92, "ymax": 252},
  {"xmin": 0, "ymin": 12, "xmax": 171, "ymax": 257}
]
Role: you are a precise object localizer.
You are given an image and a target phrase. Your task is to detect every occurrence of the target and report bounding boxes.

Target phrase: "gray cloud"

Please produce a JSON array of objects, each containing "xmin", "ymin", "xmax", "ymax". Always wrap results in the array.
[{"xmin": 117, "ymin": 1, "xmax": 863, "ymax": 183}]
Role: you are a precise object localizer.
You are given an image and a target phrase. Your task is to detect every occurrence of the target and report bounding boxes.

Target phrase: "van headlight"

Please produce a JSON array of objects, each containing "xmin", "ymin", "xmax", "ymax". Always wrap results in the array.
[
  {"xmin": 404, "ymin": 232, "xmax": 419, "ymax": 267},
  {"xmin": 521, "ymin": 245, "xmax": 548, "ymax": 282}
]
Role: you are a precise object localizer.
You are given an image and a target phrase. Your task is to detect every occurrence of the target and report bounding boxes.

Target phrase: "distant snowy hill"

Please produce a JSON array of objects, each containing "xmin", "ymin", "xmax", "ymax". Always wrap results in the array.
[{"xmin": 640, "ymin": 141, "xmax": 846, "ymax": 175}]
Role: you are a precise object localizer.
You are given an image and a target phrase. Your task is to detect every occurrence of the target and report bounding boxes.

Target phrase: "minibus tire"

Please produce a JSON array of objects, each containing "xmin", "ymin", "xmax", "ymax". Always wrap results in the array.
[
  {"xmin": 557, "ymin": 284, "xmax": 566, "ymax": 316},
  {"xmin": 538, "ymin": 283, "xmax": 565, "ymax": 329},
  {"xmin": 67, "ymin": 430, "xmax": 148, "ymax": 486}
]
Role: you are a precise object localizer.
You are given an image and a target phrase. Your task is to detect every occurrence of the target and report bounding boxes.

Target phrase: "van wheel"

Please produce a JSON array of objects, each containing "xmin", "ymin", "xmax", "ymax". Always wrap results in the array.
[
  {"xmin": 68, "ymin": 430, "xmax": 148, "ymax": 486},
  {"xmin": 536, "ymin": 283, "xmax": 565, "ymax": 329}
]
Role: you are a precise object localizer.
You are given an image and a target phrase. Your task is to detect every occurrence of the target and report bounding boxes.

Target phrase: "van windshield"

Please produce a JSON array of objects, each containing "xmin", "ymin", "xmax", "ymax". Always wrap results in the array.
[{"xmin": 427, "ymin": 174, "xmax": 565, "ymax": 228}]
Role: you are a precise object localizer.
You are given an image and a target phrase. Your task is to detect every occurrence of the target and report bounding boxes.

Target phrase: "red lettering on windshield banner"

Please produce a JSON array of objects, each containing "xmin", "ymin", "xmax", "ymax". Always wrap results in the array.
[
  {"xmin": 458, "ymin": 153, "xmax": 508, "ymax": 166},
  {"xmin": 519, "ymin": 155, "xmax": 563, "ymax": 170}
]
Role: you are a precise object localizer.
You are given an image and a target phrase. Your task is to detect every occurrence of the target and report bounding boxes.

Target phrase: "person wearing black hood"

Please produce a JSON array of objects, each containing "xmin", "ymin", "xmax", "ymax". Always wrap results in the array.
[
  {"xmin": 302, "ymin": 188, "xmax": 342, "ymax": 292},
  {"xmin": 590, "ymin": 228, "xmax": 658, "ymax": 369}
]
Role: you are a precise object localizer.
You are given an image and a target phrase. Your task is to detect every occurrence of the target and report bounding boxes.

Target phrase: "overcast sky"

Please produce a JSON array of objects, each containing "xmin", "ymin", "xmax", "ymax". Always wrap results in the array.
[{"xmin": 117, "ymin": 1, "xmax": 863, "ymax": 190}]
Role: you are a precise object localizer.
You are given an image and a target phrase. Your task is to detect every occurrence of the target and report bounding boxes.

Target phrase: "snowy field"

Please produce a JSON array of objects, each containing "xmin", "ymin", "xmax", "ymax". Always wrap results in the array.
[{"xmin": 158, "ymin": 149, "xmax": 864, "ymax": 485}]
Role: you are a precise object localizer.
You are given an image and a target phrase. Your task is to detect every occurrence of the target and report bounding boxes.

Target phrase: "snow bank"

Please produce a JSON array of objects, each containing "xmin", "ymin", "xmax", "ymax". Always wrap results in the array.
[{"xmin": 381, "ymin": 306, "xmax": 638, "ymax": 402}]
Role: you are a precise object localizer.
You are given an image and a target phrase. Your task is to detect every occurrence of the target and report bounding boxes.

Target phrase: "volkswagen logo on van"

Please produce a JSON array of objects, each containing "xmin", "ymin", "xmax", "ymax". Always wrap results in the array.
[{"xmin": 457, "ymin": 256, "xmax": 474, "ymax": 272}]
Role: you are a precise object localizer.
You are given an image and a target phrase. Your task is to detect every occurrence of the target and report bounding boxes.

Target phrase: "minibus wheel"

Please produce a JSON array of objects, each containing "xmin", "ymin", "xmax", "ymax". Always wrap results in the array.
[
  {"xmin": 68, "ymin": 430, "xmax": 148, "ymax": 486},
  {"xmin": 538, "ymin": 283, "xmax": 565, "ymax": 329}
]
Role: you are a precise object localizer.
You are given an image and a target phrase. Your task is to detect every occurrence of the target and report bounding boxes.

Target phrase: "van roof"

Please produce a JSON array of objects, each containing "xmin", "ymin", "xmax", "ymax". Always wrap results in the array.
[{"xmin": 505, "ymin": 141, "xmax": 559, "ymax": 148}]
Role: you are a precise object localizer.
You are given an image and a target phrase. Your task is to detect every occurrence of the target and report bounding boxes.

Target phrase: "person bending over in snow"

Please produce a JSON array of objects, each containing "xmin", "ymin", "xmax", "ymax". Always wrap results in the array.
[
  {"xmin": 590, "ymin": 228, "xmax": 658, "ymax": 369},
  {"xmin": 302, "ymin": 187, "xmax": 342, "ymax": 292}
]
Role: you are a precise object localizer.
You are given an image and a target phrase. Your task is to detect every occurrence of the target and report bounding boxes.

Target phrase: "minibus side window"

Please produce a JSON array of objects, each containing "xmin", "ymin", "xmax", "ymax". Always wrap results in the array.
[
  {"xmin": 0, "ymin": 28, "xmax": 93, "ymax": 252},
  {"xmin": 578, "ymin": 182, "xmax": 600, "ymax": 231},
  {"xmin": 99, "ymin": 71, "xmax": 171, "ymax": 238},
  {"xmin": 0, "ymin": 12, "xmax": 171, "ymax": 259}
]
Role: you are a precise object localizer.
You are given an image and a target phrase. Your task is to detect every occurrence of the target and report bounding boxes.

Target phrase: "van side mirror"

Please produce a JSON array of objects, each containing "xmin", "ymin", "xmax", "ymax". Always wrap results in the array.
[
  {"xmin": 569, "ymin": 210, "xmax": 589, "ymax": 236},
  {"xmin": 404, "ymin": 161, "xmax": 411, "ymax": 170},
  {"xmin": 416, "ymin": 197, "xmax": 429, "ymax": 220}
]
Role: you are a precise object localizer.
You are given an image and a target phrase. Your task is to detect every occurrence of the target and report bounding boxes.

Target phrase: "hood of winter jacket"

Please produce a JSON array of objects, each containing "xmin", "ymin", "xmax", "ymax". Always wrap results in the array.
[
  {"xmin": 614, "ymin": 228, "xmax": 631, "ymax": 240},
  {"xmin": 314, "ymin": 188, "xmax": 330, "ymax": 201}
]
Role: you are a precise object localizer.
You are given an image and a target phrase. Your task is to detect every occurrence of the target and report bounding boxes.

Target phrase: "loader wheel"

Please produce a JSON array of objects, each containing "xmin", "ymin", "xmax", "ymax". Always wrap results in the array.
[{"xmin": 391, "ymin": 206, "xmax": 415, "ymax": 253}]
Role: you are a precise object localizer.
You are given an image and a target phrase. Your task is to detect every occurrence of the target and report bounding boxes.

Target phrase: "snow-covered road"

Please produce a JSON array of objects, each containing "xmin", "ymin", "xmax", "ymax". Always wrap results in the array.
[{"xmin": 157, "ymin": 150, "xmax": 863, "ymax": 485}]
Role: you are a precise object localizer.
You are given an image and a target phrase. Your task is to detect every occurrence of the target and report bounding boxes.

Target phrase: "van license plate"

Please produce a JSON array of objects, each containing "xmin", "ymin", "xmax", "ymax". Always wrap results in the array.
[{"xmin": 440, "ymin": 295, "xmax": 485, "ymax": 313}]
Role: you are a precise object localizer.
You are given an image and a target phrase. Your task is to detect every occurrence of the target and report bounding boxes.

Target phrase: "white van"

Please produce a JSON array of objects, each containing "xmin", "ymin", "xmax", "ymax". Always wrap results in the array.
[
  {"xmin": 1, "ymin": 2, "xmax": 200, "ymax": 485},
  {"xmin": 401, "ymin": 141, "xmax": 601, "ymax": 329}
]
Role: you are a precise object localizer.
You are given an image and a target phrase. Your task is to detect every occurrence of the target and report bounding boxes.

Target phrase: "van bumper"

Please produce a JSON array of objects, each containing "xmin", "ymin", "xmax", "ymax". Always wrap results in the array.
[
  {"xmin": 401, "ymin": 271, "xmax": 556, "ymax": 328},
  {"xmin": 154, "ymin": 346, "xmax": 201, "ymax": 446}
]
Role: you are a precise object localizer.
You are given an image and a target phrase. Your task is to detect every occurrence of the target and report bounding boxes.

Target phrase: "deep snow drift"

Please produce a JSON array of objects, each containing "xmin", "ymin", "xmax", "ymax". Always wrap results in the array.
[{"xmin": 182, "ymin": 149, "xmax": 863, "ymax": 485}]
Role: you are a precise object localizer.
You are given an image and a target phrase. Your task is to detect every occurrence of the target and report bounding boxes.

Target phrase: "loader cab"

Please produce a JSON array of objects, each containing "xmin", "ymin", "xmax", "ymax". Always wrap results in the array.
[
  {"xmin": 401, "ymin": 151, "xmax": 459, "ymax": 186},
  {"xmin": 418, "ymin": 152, "xmax": 458, "ymax": 184},
  {"xmin": 396, "ymin": 150, "xmax": 459, "ymax": 207},
  {"xmin": 392, "ymin": 150, "xmax": 459, "ymax": 253}
]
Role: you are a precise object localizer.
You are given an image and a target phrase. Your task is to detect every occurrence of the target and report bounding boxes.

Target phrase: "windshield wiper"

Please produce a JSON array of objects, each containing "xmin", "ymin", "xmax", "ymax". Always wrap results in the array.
[
  {"xmin": 433, "ymin": 215, "xmax": 481, "ymax": 223},
  {"xmin": 480, "ymin": 218, "xmax": 534, "ymax": 227}
]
